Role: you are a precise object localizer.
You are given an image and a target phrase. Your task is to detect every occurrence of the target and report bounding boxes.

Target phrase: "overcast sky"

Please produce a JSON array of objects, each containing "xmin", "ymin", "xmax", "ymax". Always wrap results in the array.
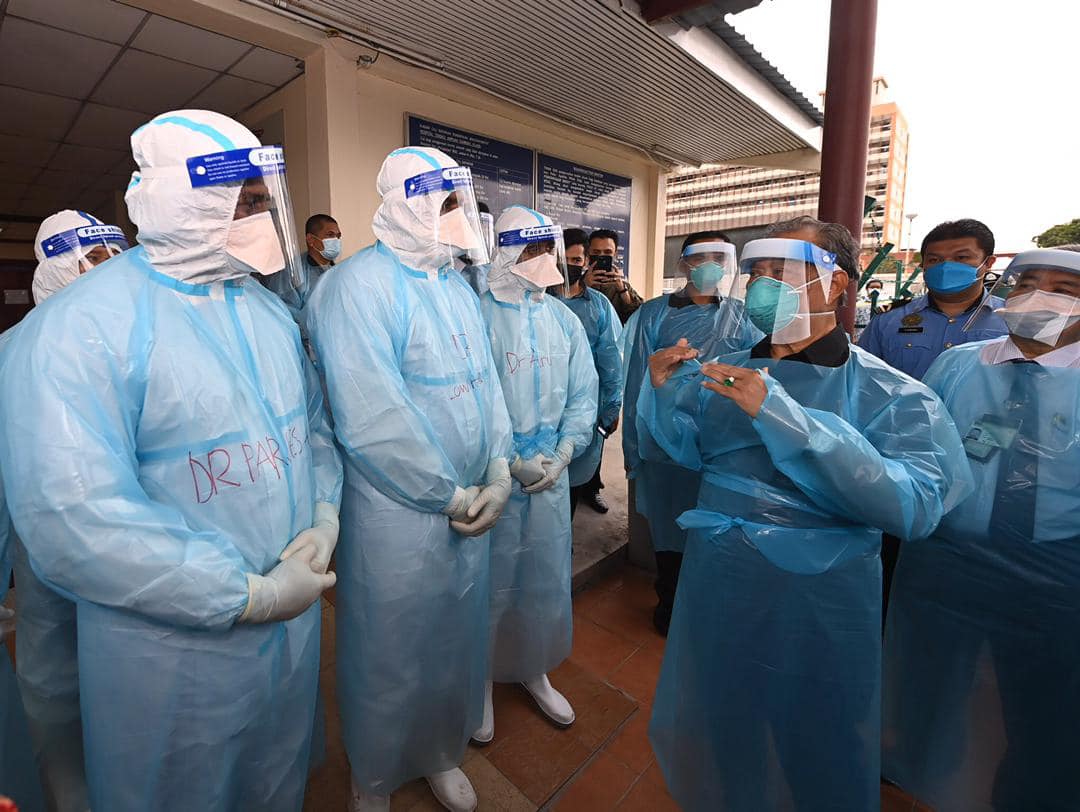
[{"xmin": 728, "ymin": 0, "xmax": 1077, "ymax": 253}]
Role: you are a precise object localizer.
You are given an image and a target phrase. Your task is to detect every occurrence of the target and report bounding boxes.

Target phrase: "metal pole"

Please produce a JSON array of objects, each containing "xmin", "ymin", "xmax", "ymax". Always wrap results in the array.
[
  {"xmin": 817, "ymin": 0, "xmax": 879, "ymax": 335},
  {"xmin": 904, "ymin": 212, "xmax": 918, "ymax": 269}
]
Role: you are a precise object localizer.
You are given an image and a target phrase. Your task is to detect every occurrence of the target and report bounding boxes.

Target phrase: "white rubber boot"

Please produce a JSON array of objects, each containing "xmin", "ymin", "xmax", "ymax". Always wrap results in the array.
[
  {"xmin": 471, "ymin": 680, "xmax": 495, "ymax": 745},
  {"xmin": 426, "ymin": 767, "xmax": 478, "ymax": 812},
  {"xmin": 522, "ymin": 673, "xmax": 575, "ymax": 727},
  {"xmin": 349, "ymin": 775, "xmax": 390, "ymax": 812}
]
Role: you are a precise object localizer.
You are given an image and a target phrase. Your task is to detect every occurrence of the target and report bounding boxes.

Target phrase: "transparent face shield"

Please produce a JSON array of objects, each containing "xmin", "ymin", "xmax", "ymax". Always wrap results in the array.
[
  {"xmin": 186, "ymin": 145, "xmax": 303, "ymax": 283},
  {"xmin": 739, "ymin": 238, "xmax": 842, "ymax": 344},
  {"xmin": 40, "ymin": 223, "xmax": 129, "ymax": 274},
  {"xmin": 977, "ymin": 249, "xmax": 1080, "ymax": 348},
  {"xmin": 679, "ymin": 241, "xmax": 738, "ymax": 297},
  {"xmin": 497, "ymin": 223, "xmax": 568, "ymax": 299},
  {"xmin": 478, "ymin": 212, "xmax": 495, "ymax": 261},
  {"xmin": 452, "ymin": 211, "xmax": 495, "ymax": 272},
  {"xmin": 403, "ymin": 166, "xmax": 491, "ymax": 270}
]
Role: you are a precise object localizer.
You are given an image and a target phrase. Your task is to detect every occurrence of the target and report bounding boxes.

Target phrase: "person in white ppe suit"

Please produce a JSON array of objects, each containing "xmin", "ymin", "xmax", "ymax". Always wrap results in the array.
[
  {"xmin": 31, "ymin": 209, "xmax": 128, "ymax": 302},
  {"xmin": 0, "ymin": 110, "xmax": 343, "ymax": 812},
  {"xmin": 9, "ymin": 209, "xmax": 128, "ymax": 812},
  {"xmin": 470, "ymin": 206, "xmax": 598, "ymax": 744},
  {"xmin": 305, "ymin": 147, "xmax": 514, "ymax": 812}
]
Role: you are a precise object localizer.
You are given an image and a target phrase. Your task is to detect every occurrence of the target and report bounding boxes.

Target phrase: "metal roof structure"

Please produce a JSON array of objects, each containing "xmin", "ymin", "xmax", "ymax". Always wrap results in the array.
[
  {"xmin": 244, "ymin": 0, "xmax": 822, "ymax": 167},
  {"xmin": 687, "ymin": 16, "xmax": 825, "ymax": 126}
]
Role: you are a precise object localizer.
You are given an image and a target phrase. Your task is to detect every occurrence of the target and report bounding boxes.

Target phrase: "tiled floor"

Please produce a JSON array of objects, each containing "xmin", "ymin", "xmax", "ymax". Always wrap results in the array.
[
  {"xmin": 304, "ymin": 565, "xmax": 675, "ymax": 811},
  {"xmin": 5, "ymin": 557, "xmax": 929, "ymax": 811},
  {"xmin": 306, "ymin": 564, "xmax": 929, "ymax": 811},
  {"xmin": 3, "ymin": 550, "xmax": 931, "ymax": 810}
]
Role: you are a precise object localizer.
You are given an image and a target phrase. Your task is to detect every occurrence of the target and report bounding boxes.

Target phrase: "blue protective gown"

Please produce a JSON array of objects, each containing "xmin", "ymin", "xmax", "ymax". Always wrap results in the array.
[
  {"xmin": 638, "ymin": 344, "xmax": 971, "ymax": 812},
  {"xmin": 460, "ymin": 262, "xmax": 490, "ymax": 296},
  {"xmin": 6, "ymin": 320, "xmax": 83, "ymax": 811},
  {"xmin": 622, "ymin": 291, "xmax": 761, "ymax": 553},
  {"xmin": 561, "ymin": 288, "xmax": 622, "ymax": 486},
  {"xmin": 263, "ymin": 254, "xmax": 330, "ymax": 324},
  {"xmin": 305, "ymin": 242, "xmax": 513, "ymax": 795},
  {"xmin": 0, "ymin": 247, "xmax": 343, "ymax": 812},
  {"xmin": 478, "ymin": 291, "xmax": 598, "ymax": 681},
  {"xmin": 884, "ymin": 343, "xmax": 1080, "ymax": 812},
  {"xmin": 0, "ymin": 464, "xmax": 46, "ymax": 812}
]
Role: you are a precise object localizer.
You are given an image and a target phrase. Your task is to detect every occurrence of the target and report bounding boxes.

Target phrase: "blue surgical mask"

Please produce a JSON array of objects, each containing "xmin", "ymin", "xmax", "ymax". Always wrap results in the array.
[
  {"xmin": 923, "ymin": 260, "xmax": 980, "ymax": 293},
  {"xmin": 319, "ymin": 237, "xmax": 342, "ymax": 261},
  {"xmin": 689, "ymin": 261, "xmax": 726, "ymax": 294},
  {"xmin": 745, "ymin": 277, "xmax": 801, "ymax": 334}
]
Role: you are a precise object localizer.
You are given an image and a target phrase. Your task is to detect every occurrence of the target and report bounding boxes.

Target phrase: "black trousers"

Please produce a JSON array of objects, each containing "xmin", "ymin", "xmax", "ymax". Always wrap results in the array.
[
  {"xmin": 654, "ymin": 551, "xmax": 683, "ymax": 612},
  {"xmin": 881, "ymin": 532, "xmax": 902, "ymax": 632},
  {"xmin": 568, "ymin": 457, "xmax": 604, "ymax": 518}
]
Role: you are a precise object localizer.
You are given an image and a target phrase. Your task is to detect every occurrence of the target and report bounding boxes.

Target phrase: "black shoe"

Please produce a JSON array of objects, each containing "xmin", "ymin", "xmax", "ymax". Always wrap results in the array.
[
  {"xmin": 653, "ymin": 603, "xmax": 671, "ymax": 637},
  {"xmin": 583, "ymin": 490, "xmax": 609, "ymax": 514}
]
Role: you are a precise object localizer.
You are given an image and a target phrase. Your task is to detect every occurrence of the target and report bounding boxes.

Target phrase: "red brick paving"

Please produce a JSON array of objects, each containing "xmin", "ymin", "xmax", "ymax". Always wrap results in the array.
[{"xmin": 301, "ymin": 562, "xmax": 924, "ymax": 810}]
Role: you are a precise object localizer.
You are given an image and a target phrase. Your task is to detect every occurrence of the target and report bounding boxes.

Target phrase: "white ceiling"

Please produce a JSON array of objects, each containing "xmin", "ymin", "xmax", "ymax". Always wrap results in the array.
[{"xmin": 0, "ymin": 0, "xmax": 304, "ymax": 230}]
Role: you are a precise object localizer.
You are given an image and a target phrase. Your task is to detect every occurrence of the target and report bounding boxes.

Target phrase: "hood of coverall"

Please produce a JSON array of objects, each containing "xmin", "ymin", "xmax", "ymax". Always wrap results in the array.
[
  {"xmin": 372, "ymin": 146, "xmax": 471, "ymax": 277},
  {"xmin": 487, "ymin": 205, "xmax": 565, "ymax": 304},
  {"xmin": 32, "ymin": 210, "xmax": 122, "ymax": 304},
  {"xmin": 125, "ymin": 110, "xmax": 266, "ymax": 285}
]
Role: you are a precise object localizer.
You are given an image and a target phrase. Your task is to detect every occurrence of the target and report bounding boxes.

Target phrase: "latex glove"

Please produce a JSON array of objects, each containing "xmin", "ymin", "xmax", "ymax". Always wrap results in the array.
[
  {"xmin": 238, "ymin": 545, "xmax": 336, "ymax": 624},
  {"xmin": 443, "ymin": 485, "xmax": 482, "ymax": 522},
  {"xmin": 451, "ymin": 458, "xmax": 511, "ymax": 537},
  {"xmin": 510, "ymin": 454, "xmax": 546, "ymax": 486},
  {"xmin": 0, "ymin": 606, "xmax": 14, "ymax": 642},
  {"xmin": 280, "ymin": 501, "xmax": 339, "ymax": 574},
  {"xmin": 523, "ymin": 440, "xmax": 575, "ymax": 494}
]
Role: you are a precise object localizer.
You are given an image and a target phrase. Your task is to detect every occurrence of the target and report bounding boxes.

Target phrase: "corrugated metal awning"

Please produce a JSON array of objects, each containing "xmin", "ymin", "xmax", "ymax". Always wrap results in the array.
[{"xmin": 249, "ymin": 0, "xmax": 820, "ymax": 166}]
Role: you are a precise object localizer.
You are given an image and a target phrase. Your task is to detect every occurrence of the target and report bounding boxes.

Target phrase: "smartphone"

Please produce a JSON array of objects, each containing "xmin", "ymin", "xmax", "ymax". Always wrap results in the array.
[
  {"xmin": 590, "ymin": 255, "xmax": 614, "ymax": 273},
  {"xmin": 596, "ymin": 424, "xmax": 609, "ymax": 438}
]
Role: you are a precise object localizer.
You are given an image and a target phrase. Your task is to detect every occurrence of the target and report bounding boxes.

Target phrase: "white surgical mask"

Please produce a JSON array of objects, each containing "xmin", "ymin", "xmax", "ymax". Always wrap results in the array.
[
  {"xmin": 997, "ymin": 290, "xmax": 1080, "ymax": 344},
  {"xmin": 512, "ymin": 253, "xmax": 563, "ymax": 291},
  {"xmin": 319, "ymin": 237, "xmax": 342, "ymax": 261},
  {"xmin": 225, "ymin": 211, "xmax": 285, "ymax": 276},
  {"xmin": 438, "ymin": 207, "xmax": 482, "ymax": 251}
]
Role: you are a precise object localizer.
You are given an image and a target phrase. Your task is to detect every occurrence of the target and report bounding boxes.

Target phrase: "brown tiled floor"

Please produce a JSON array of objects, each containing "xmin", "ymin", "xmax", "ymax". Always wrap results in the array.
[{"xmin": 303, "ymin": 563, "xmax": 927, "ymax": 811}]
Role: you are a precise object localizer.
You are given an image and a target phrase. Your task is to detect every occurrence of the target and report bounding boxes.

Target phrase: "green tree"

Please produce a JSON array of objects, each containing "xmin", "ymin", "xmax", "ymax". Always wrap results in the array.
[{"xmin": 1033, "ymin": 218, "xmax": 1080, "ymax": 247}]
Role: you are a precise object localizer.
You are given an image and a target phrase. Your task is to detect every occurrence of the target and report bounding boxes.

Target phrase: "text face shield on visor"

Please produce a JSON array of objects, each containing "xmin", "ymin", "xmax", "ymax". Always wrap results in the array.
[
  {"xmin": 681, "ymin": 241, "xmax": 737, "ymax": 297},
  {"xmin": 740, "ymin": 239, "xmax": 840, "ymax": 344},
  {"xmin": 978, "ymin": 249, "xmax": 1080, "ymax": 347},
  {"xmin": 187, "ymin": 146, "xmax": 303, "ymax": 283},
  {"xmin": 40, "ymin": 224, "xmax": 129, "ymax": 273},
  {"xmin": 498, "ymin": 223, "xmax": 568, "ymax": 298},
  {"xmin": 404, "ymin": 166, "xmax": 490, "ymax": 270}
]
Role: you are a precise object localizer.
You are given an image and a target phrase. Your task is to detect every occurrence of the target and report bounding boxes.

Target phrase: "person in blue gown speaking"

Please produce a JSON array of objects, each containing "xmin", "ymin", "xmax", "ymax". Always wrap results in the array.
[{"xmin": 638, "ymin": 215, "xmax": 972, "ymax": 811}]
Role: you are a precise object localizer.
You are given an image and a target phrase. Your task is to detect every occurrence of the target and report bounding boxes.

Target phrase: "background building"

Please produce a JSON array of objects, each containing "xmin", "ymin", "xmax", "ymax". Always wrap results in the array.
[{"xmin": 663, "ymin": 76, "xmax": 909, "ymax": 289}]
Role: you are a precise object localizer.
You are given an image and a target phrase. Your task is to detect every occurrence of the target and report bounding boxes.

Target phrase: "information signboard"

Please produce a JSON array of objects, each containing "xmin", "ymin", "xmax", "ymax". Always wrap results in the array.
[
  {"xmin": 537, "ymin": 154, "xmax": 632, "ymax": 275},
  {"xmin": 407, "ymin": 116, "xmax": 534, "ymax": 216}
]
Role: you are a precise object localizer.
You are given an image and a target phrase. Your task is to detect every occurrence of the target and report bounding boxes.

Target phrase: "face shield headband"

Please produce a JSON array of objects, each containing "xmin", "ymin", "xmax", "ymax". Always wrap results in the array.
[{"xmin": 40, "ymin": 224, "xmax": 129, "ymax": 261}]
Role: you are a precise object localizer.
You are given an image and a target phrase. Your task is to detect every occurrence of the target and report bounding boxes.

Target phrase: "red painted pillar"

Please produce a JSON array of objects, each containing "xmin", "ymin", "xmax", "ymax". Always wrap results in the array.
[{"xmin": 817, "ymin": 0, "xmax": 878, "ymax": 335}]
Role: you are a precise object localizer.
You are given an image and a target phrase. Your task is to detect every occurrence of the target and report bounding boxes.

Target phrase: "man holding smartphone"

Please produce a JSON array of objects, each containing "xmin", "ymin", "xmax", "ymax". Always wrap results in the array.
[
  {"xmin": 562, "ymin": 229, "xmax": 624, "ymax": 516},
  {"xmin": 585, "ymin": 229, "xmax": 642, "ymax": 324}
]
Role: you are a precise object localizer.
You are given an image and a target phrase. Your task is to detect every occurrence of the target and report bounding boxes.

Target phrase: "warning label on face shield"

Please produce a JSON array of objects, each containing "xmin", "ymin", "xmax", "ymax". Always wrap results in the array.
[
  {"xmin": 187, "ymin": 146, "xmax": 285, "ymax": 188},
  {"xmin": 404, "ymin": 166, "xmax": 474, "ymax": 199},
  {"xmin": 498, "ymin": 225, "xmax": 560, "ymax": 246}
]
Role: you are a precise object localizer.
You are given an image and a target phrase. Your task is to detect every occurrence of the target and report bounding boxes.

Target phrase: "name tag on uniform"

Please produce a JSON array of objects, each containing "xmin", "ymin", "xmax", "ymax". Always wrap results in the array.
[
  {"xmin": 898, "ymin": 313, "xmax": 924, "ymax": 334},
  {"xmin": 963, "ymin": 414, "xmax": 1021, "ymax": 461}
]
